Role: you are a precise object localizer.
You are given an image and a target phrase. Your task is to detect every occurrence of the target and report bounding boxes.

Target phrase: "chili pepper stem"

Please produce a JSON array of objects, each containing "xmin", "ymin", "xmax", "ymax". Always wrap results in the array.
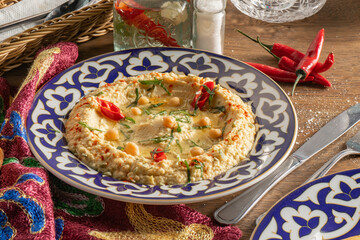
[
  {"xmin": 292, "ymin": 72, "xmax": 306, "ymax": 95},
  {"xmin": 257, "ymin": 37, "xmax": 280, "ymax": 61},
  {"xmin": 236, "ymin": 29, "xmax": 273, "ymax": 50}
]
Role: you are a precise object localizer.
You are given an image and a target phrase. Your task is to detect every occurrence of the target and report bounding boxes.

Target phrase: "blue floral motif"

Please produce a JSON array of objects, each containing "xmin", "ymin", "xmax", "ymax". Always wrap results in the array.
[
  {"xmin": 0, "ymin": 189, "xmax": 45, "ymax": 233},
  {"xmin": 55, "ymin": 217, "xmax": 64, "ymax": 240},
  {"xmin": 255, "ymin": 133, "xmax": 277, "ymax": 153},
  {"xmin": 133, "ymin": 57, "xmax": 163, "ymax": 72},
  {"xmin": 227, "ymin": 80, "xmax": 248, "ymax": 94},
  {"xmin": 334, "ymin": 181, "xmax": 360, "ymax": 201},
  {"xmin": 293, "ymin": 216, "xmax": 320, "ymax": 238},
  {"xmin": 0, "ymin": 111, "xmax": 27, "ymax": 141},
  {"xmin": 0, "ymin": 210, "xmax": 14, "ymax": 240},
  {"xmin": 16, "ymin": 173, "xmax": 44, "ymax": 185},
  {"xmin": 84, "ymin": 66, "xmax": 107, "ymax": 79},
  {"xmin": 254, "ymin": 169, "xmax": 360, "ymax": 239},
  {"xmin": 186, "ymin": 57, "xmax": 213, "ymax": 71}
]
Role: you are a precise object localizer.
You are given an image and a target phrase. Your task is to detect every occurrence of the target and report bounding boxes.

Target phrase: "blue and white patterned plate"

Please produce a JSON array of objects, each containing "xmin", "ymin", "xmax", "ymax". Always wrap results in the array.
[
  {"xmin": 26, "ymin": 47, "xmax": 297, "ymax": 204},
  {"xmin": 252, "ymin": 168, "xmax": 360, "ymax": 240}
]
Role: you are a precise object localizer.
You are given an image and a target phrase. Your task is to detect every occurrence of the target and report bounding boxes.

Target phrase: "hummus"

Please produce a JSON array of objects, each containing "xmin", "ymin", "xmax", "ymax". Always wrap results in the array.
[{"xmin": 65, "ymin": 72, "xmax": 257, "ymax": 185}]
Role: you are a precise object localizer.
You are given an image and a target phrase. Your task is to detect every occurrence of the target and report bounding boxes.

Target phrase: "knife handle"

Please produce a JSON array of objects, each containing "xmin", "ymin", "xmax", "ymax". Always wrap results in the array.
[{"xmin": 213, "ymin": 155, "xmax": 301, "ymax": 225}]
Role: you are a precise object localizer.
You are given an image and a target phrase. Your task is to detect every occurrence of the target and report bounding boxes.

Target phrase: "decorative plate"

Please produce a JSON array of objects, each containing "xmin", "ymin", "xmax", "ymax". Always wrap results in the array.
[
  {"xmin": 252, "ymin": 168, "xmax": 360, "ymax": 240},
  {"xmin": 26, "ymin": 47, "xmax": 297, "ymax": 204}
]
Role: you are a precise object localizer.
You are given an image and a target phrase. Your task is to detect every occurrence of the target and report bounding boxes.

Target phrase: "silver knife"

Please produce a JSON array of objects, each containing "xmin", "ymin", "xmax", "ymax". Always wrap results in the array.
[{"xmin": 214, "ymin": 103, "xmax": 360, "ymax": 225}]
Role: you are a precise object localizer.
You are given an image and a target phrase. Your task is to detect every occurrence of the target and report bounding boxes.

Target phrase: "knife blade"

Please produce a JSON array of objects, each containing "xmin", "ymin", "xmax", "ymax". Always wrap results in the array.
[{"xmin": 214, "ymin": 103, "xmax": 360, "ymax": 225}]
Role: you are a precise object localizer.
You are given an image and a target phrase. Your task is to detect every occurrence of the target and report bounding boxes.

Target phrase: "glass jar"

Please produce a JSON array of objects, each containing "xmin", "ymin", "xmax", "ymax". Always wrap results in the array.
[
  {"xmin": 113, "ymin": 0, "xmax": 193, "ymax": 51},
  {"xmin": 192, "ymin": 0, "xmax": 226, "ymax": 54}
]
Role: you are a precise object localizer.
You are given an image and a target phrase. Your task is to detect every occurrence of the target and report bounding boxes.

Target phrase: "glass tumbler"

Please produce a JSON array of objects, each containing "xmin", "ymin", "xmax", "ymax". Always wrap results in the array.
[
  {"xmin": 230, "ymin": 0, "xmax": 327, "ymax": 23},
  {"xmin": 113, "ymin": 0, "xmax": 193, "ymax": 51}
]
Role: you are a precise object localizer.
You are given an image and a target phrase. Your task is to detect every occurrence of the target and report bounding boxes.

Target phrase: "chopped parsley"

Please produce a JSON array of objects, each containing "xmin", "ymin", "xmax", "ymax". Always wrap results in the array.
[
  {"xmin": 202, "ymin": 84, "xmax": 216, "ymax": 105},
  {"xmin": 193, "ymin": 159, "xmax": 205, "ymax": 178},
  {"xmin": 149, "ymin": 103, "xmax": 164, "ymax": 108},
  {"xmin": 120, "ymin": 129, "xmax": 130, "ymax": 140},
  {"xmin": 193, "ymin": 125, "xmax": 211, "ymax": 129},
  {"xmin": 138, "ymin": 134, "xmax": 173, "ymax": 144},
  {"xmin": 139, "ymin": 77, "xmax": 171, "ymax": 96},
  {"xmin": 95, "ymin": 91, "xmax": 104, "ymax": 96},
  {"xmin": 125, "ymin": 116, "xmax": 136, "ymax": 123},
  {"xmin": 152, "ymin": 110, "xmax": 167, "ymax": 118},
  {"xmin": 127, "ymin": 88, "xmax": 140, "ymax": 108},
  {"xmin": 210, "ymin": 106, "xmax": 226, "ymax": 114},
  {"xmin": 120, "ymin": 122, "xmax": 131, "ymax": 129},
  {"xmin": 183, "ymin": 159, "xmax": 191, "ymax": 183},
  {"xmin": 143, "ymin": 103, "xmax": 165, "ymax": 115},
  {"xmin": 78, "ymin": 122, "xmax": 104, "ymax": 132},
  {"xmin": 176, "ymin": 139, "xmax": 183, "ymax": 153},
  {"xmin": 169, "ymin": 110, "xmax": 191, "ymax": 123},
  {"xmin": 48, "ymin": 127, "xmax": 60, "ymax": 133},
  {"xmin": 176, "ymin": 123, "xmax": 181, "ymax": 132},
  {"xmin": 189, "ymin": 140, "xmax": 200, "ymax": 147}
]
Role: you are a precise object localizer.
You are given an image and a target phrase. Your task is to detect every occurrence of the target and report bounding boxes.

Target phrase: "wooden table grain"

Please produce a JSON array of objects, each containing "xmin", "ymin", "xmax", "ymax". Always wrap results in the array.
[{"xmin": 3, "ymin": 0, "xmax": 360, "ymax": 238}]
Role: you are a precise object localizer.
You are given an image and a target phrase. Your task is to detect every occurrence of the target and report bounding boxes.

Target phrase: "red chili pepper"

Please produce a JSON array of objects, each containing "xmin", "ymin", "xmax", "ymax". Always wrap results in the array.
[
  {"xmin": 292, "ymin": 29, "xmax": 325, "ymax": 95},
  {"xmin": 150, "ymin": 148, "xmax": 167, "ymax": 162},
  {"xmin": 96, "ymin": 98, "xmax": 125, "ymax": 121},
  {"xmin": 247, "ymin": 62, "xmax": 315, "ymax": 84},
  {"xmin": 256, "ymin": 37, "xmax": 331, "ymax": 87},
  {"xmin": 278, "ymin": 56, "xmax": 331, "ymax": 87},
  {"xmin": 191, "ymin": 81, "xmax": 215, "ymax": 110},
  {"xmin": 115, "ymin": 1, "xmax": 180, "ymax": 47},
  {"xmin": 312, "ymin": 52, "xmax": 334, "ymax": 73},
  {"xmin": 237, "ymin": 29, "xmax": 333, "ymax": 74}
]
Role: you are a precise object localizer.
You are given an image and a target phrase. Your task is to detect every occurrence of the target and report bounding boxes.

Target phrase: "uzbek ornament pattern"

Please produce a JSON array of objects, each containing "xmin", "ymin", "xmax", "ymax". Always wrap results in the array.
[
  {"xmin": 26, "ymin": 47, "xmax": 297, "ymax": 203},
  {"xmin": 253, "ymin": 169, "xmax": 360, "ymax": 239}
]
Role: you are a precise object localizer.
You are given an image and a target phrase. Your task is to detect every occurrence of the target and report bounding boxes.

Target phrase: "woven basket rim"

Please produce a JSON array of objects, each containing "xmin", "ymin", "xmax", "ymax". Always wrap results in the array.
[{"xmin": 0, "ymin": 0, "xmax": 113, "ymax": 47}]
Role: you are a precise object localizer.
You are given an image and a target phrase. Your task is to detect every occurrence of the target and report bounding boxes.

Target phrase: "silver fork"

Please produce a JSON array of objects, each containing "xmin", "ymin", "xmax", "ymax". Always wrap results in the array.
[{"xmin": 256, "ymin": 129, "xmax": 360, "ymax": 225}]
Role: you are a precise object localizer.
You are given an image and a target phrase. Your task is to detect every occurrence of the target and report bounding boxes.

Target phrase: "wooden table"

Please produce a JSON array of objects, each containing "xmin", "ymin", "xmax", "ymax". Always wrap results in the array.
[{"xmin": 3, "ymin": 0, "xmax": 360, "ymax": 238}]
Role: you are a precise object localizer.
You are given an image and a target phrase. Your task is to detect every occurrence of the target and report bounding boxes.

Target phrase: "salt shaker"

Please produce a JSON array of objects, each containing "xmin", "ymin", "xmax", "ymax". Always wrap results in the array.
[{"xmin": 192, "ymin": 0, "xmax": 226, "ymax": 54}]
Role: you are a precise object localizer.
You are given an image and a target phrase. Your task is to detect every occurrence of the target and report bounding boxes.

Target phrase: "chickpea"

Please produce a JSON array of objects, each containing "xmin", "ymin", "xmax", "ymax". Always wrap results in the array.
[
  {"xmin": 131, "ymin": 107, "xmax": 142, "ymax": 115},
  {"xmin": 138, "ymin": 96, "xmax": 149, "ymax": 105},
  {"xmin": 190, "ymin": 147, "xmax": 204, "ymax": 156},
  {"xmin": 168, "ymin": 97, "xmax": 181, "ymax": 107},
  {"xmin": 124, "ymin": 142, "xmax": 140, "ymax": 156},
  {"xmin": 105, "ymin": 128, "xmax": 119, "ymax": 141},
  {"xmin": 198, "ymin": 116, "xmax": 211, "ymax": 126},
  {"xmin": 163, "ymin": 116, "xmax": 176, "ymax": 128},
  {"xmin": 209, "ymin": 128, "xmax": 222, "ymax": 138}
]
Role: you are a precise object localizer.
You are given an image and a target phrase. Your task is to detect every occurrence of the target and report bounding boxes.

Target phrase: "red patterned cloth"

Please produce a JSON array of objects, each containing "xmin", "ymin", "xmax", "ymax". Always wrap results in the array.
[{"xmin": 0, "ymin": 42, "xmax": 242, "ymax": 240}]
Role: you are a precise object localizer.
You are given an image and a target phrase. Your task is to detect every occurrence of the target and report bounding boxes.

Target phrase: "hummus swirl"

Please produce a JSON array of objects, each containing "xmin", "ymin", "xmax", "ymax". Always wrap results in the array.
[{"xmin": 65, "ymin": 72, "xmax": 256, "ymax": 185}]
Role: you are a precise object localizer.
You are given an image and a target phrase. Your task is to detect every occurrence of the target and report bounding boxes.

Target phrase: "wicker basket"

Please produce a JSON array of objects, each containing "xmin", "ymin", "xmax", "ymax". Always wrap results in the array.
[{"xmin": 0, "ymin": 0, "xmax": 114, "ymax": 75}]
